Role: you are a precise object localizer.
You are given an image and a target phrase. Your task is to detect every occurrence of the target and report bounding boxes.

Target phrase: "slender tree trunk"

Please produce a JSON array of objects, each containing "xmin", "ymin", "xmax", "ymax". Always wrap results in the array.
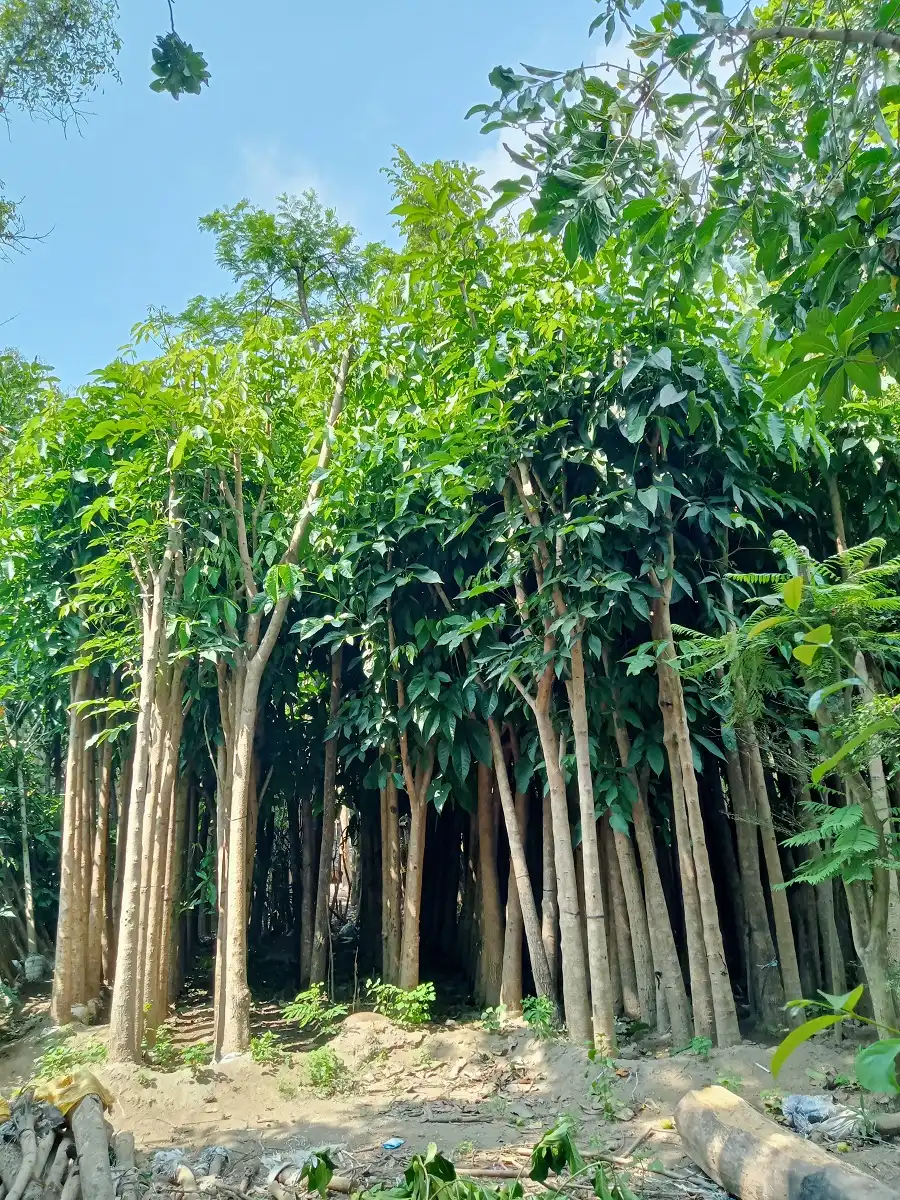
[
  {"xmin": 299, "ymin": 795, "xmax": 316, "ymax": 987},
  {"xmin": 86, "ymin": 732, "xmax": 113, "ymax": 998},
  {"xmin": 604, "ymin": 817, "xmax": 639, "ymax": 1020},
  {"xmin": 567, "ymin": 638, "xmax": 616, "ymax": 1049},
  {"xmin": 500, "ymin": 780, "xmax": 528, "ymax": 1013},
  {"xmin": 398, "ymin": 749, "xmax": 434, "ymax": 989},
  {"xmin": 606, "ymin": 684, "xmax": 690, "ymax": 1042},
  {"xmin": 287, "ymin": 791, "xmax": 302, "ymax": 950},
  {"xmin": 311, "ymin": 646, "xmax": 344, "ymax": 985},
  {"xmin": 51, "ymin": 670, "xmax": 91, "ymax": 1026},
  {"xmin": 541, "ymin": 792, "xmax": 559, "ymax": 995},
  {"xmin": 476, "ymin": 763, "xmax": 504, "ymax": 1006},
  {"xmin": 724, "ymin": 745, "xmax": 784, "ymax": 1028},
  {"xmin": 740, "ymin": 724, "xmax": 803, "ymax": 1008},
  {"xmin": 653, "ymin": 585, "xmax": 740, "ymax": 1046},
  {"xmin": 73, "ymin": 711, "xmax": 93, "ymax": 1009},
  {"xmin": 533, "ymin": 696, "xmax": 592, "ymax": 1044}
]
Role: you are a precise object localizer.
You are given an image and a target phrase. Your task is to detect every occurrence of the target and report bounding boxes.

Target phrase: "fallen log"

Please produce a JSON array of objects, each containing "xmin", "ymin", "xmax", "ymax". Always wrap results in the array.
[
  {"xmin": 68, "ymin": 1094, "xmax": 114, "ymax": 1200},
  {"xmin": 675, "ymin": 1085, "xmax": 897, "ymax": 1200}
]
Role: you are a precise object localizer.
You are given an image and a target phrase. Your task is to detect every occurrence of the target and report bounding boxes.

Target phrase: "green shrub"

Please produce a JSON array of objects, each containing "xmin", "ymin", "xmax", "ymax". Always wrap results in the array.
[
  {"xmin": 306, "ymin": 1046, "xmax": 348, "ymax": 1095},
  {"xmin": 32, "ymin": 1036, "xmax": 107, "ymax": 1079},
  {"xmin": 366, "ymin": 978, "xmax": 435, "ymax": 1026},
  {"xmin": 250, "ymin": 1030, "xmax": 284, "ymax": 1066},
  {"xmin": 676, "ymin": 1035, "xmax": 712, "ymax": 1061},
  {"xmin": 522, "ymin": 995, "xmax": 559, "ymax": 1040},
  {"xmin": 283, "ymin": 984, "xmax": 348, "ymax": 1035},
  {"xmin": 480, "ymin": 1004, "xmax": 508, "ymax": 1033},
  {"xmin": 141, "ymin": 1024, "xmax": 181, "ymax": 1070},
  {"xmin": 181, "ymin": 1041, "xmax": 213, "ymax": 1074}
]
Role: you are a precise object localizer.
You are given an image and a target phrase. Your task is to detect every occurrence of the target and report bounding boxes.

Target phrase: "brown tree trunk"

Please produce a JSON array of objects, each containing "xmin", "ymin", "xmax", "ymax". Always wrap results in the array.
[
  {"xmin": 311, "ymin": 646, "xmax": 344, "ymax": 985},
  {"xmin": 724, "ymin": 745, "xmax": 784, "ymax": 1028},
  {"xmin": 653, "ymin": 584, "xmax": 740, "ymax": 1046},
  {"xmin": 606, "ymin": 685, "xmax": 690, "ymax": 1042},
  {"xmin": 398, "ymin": 750, "xmax": 434, "ymax": 989},
  {"xmin": 533, "ymin": 694, "xmax": 592, "ymax": 1044},
  {"xmin": 567, "ymin": 637, "xmax": 617, "ymax": 1049},
  {"xmin": 500, "ymin": 780, "xmax": 528, "ymax": 1012},
  {"xmin": 740, "ymin": 724, "xmax": 803, "ymax": 1008},
  {"xmin": 541, "ymin": 791, "xmax": 558, "ymax": 995},
  {"xmin": 380, "ymin": 774, "xmax": 402, "ymax": 983},
  {"xmin": 604, "ymin": 817, "xmax": 639, "ymax": 1020},
  {"xmin": 51, "ymin": 670, "xmax": 91, "ymax": 1026},
  {"xmin": 299, "ymin": 794, "xmax": 316, "ymax": 987},
  {"xmin": 86, "ymin": 730, "xmax": 113, "ymax": 999},
  {"xmin": 476, "ymin": 763, "xmax": 504, "ymax": 1006}
]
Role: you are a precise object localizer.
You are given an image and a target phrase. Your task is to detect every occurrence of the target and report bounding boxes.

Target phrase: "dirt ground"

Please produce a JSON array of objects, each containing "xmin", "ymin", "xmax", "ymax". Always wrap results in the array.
[{"xmin": 2, "ymin": 993, "xmax": 899, "ymax": 1196}]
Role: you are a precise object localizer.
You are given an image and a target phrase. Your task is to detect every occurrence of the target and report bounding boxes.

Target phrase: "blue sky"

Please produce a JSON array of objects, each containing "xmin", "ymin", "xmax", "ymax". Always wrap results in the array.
[{"xmin": 2, "ymin": 0, "xmax": 597, "ymax": 386}]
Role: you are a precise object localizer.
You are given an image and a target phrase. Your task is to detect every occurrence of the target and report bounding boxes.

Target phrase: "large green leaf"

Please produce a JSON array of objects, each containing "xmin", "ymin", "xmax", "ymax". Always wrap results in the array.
[
  {"xmin": 855, "ymin": 1039, "xmax": 900, "ymax": 1094},
  {"xmin": 771, "ymin": 1013, "xmax": 845, "ymax": 1078}
]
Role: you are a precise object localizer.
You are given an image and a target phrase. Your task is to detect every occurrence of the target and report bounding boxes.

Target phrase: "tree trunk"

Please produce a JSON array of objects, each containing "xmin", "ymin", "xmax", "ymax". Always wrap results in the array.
[
  {"xmin": 500, "ymin": 779, "xmax": 528, "ymax": 1012},
  {"xmin": 398, "ymin": 750, "xmax": 434, "ymax": 989},
  {"xmin": 724, "ymin": 745, "xmax": 784, "ymax": 1029},
  {"xmin": 541, "ymin": 791, "xmax": 559, "ymax": 995},
  {"xmin": 476, "ymin": 763, "xmax": 504, "ymax": 1006},
  {"xmin": 567, "ymin": 638, "xmax": 617, "ymax": 1049},
  {"xmin": 299, "ymin": 795, "xmax": 316, "ymax": 987},
  {"xmin": 381, "ymin": 771, "xmax": 402, "ymax": 983},
  {"xmin": 533, "ymin": 698, "xmax": 592, "ymax": 1043},
  {"xmin": 604, "ymin": 817, "xmax": 639, "ymax": 1020},
  {"xmin": 8, "ymin": 725, "xmax": 37, "ymax": 960},
  {"xmin": 740, "ymin": 724, "xmax": 803, "ymax": 1008},
  {"xmin": 604, "ymin": 656, "xmax": 691, "ymax": 1043},
  {"xmin": 51, "ymin": 669, "xmax": 91, "ymax": 1027},
  {"xmin": 311, "ymin": 646, "xmax": 343, "ymax": 985},
  {"xmin": 86, "ymin": 731, "xmax": 113, "ymax": 999},
  {"xmin": 109, "ymin": 513, "xmax": 178, "ymax": 1062},
  {"xmin": 654, "ymin": 587, "xmax": 740, "ymax": 1046}
]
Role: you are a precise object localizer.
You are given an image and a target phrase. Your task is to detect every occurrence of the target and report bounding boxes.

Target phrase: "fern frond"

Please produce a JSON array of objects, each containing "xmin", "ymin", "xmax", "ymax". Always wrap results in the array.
[
  {"xmin": 726, "ymin": 571, "xmax": 788, "ymax": 585},
  {"xmin": 825, "ymin": 537, "xmax": 888, "ymax": 577},
  {"xmin": 857, "ymin": 557, "xmax": 900, "ymax": 582}
]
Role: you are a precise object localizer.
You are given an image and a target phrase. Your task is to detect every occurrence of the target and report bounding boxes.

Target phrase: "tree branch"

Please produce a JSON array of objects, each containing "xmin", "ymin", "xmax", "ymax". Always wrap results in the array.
[{"xmin": 746, "ymin": 23, "xmax": 900, "ymax": 55}]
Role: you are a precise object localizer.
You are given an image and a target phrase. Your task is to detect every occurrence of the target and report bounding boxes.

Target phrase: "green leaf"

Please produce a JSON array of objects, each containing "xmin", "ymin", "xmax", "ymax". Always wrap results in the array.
[
  {"xmin": 818, "ymin": 984, "xmax": 864, "ymax": 1014},
  {"xmin": 792, "ymin": 644, "xmax": 820, "ymax": 666},
  {"xmin": 170, "ymin": 429, "xmax": 190, "ymax": 469},
  {"xmin": 562, "ymin": 220, "xmax": 580, "ymax": 265},
  {"xmin": 637, "ymin": 486, "xmax": 658, "ymax": 513},
  {"xmin": 811, "ymin": 719, "xmax": 898, "ymax": 784},
  {"xmin": 622, "ymin": 197, "xmax": 659, "ymax": 220},
  {"xmin": 808, "ymin": 678, "xmax": 862, "ymax": 714},
  {"xmin": 855, "ymin": 1039, "xmax": 900, "ymax": 1094},
  {"xmin": 803, "ymin": 624, "xmax": 832, "ymax": 645},
  {"xmin": 783, "ymin": 576, "xmax": 804, "ymax": 611},
  {"xmin": 183, "ymin": 563, "xmax": 200, "ymax": 600},
  {"xmin": 666, "ymin": 33, "xmax": 704, "ymax": 57},
  {"xmin": 767, "ymin": 411, "xmax": 785, "ymax": 451},
  {"xmin": 771, "ymin": 1014, "xmax": 846, "ymax": 1079},
  {"xmin": 747, "ymin": 615, "xmax": 793, "ymax": 639},
  {"xmin": 622, "ymin": 357, "xmax": 645, "ymax": 388}
]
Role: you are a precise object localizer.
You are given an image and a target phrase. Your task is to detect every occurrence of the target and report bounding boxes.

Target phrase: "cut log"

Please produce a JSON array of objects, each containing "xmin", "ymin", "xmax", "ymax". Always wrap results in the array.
[
  {"xmin": 112, "ymin": 1131, "xmax": 138, "ymax": 1200},
  {"xmin": 44, "ymin": 1138, "xmax": 74, "ymax": 1200},
  {"xmin": 675, "ymin": 1086, "xmax": 897, "ymax": 1200},
  {"xmin": 68, "ymin": 1095, "xmax": 114, "ymax": 1200}
]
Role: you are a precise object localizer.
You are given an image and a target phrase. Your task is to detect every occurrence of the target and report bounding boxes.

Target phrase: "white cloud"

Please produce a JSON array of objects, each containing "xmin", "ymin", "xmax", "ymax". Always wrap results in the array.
[{"xmin": 236, "ymin": 142, "xmax": 355, "ymax": 219}]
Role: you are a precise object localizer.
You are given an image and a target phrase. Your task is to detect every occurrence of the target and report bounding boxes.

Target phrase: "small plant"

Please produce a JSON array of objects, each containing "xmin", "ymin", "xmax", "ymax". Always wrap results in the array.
[
  {"xmin": 366, "ymin": 978, "xmax": 435, "ymax": 1026},
  {"xmin": 283, "ymin": 984, "xmax": 348, "ymax": 1036},
  {"xmin": 277, "ymin": 1074, "xmax": 298, "ymax": 1099},
  {"xmin": 32, "ymin": 1036, "xmax": 107, "ymax": 1079},
  {"xmin": 676, "ymin": 1035, "xmax": 712, "ymax": 1062},
  {"xmin": 452, "ymin": 1140, "xmax": 475, "ymax": 1161},
  {"xmin": 522, "ymin": 995, "xmax": 559, "ymax": 1040},
  {"xmin": 136, "ymin": 1070, "xmax": 154, "ymax": 1088},
  {"xmin": 306, "ymin": 1046, "xmax": 348, "ymax": 1095},
  {"xmin": 760, "ymin": 1089, "xmax": 783, "ymax": 1116},
  {"xmin": 773, "ymin": 986, "xmax": 900, "ymax": 1096},
  {"xmin": 181, "ymin": 1040, "xmax": 213, "ymax": 1075},
  {"xmin": 480, "ymin": 1004, "xmax": 508, "ymax": 1033},
  {"xmin": 587, "ymin": 1049, "xmax": 625, "ymax": 1122},
  {"xmin": 250, "ymin": 1030, "xmax": 284, "ymax": 1066},
  {"xmin": 142, "ymin": 1024, "xmax": 181, "ymax": 1071}
]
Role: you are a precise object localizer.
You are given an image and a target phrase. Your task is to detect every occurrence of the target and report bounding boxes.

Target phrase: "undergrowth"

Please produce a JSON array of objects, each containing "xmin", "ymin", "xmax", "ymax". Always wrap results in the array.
[
  {"xmin": 250, "ymin": 1030, "xmax": 285, "ymax": 1066},
  {"xmin": 306, "ymin": 1046, "xmax": 349, "ymax": 1095},
  {"xmin": 32, "ymin": 1036, "xmax": 107, "ymax": 1079},
  {"xmin": 283, "ymin": 983, "xmax": 348, "ymax": 1035},
  {"xmin": 366, "ymin": 978, "xmax": 435, "ymax": 1026},
  {"xmin": 522, "ymin": 995, "xmax": 559, "ymax": 1039}
]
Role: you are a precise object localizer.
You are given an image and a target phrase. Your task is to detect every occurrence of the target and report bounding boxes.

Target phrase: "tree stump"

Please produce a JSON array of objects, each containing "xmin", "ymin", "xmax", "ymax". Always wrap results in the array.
[{"xmin": 68, "ymin": 1095, "xmax": 113, "ymax": 1200}]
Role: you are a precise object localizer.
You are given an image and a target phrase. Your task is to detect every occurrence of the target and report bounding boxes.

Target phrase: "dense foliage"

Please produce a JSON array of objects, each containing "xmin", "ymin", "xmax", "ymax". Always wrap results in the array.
[{"xmin": 3, "ymin": 0, "xmax": 900, "ymax": 1088}]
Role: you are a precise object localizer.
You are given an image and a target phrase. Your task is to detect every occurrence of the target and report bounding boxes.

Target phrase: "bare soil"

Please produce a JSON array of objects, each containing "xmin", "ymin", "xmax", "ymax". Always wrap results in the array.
[{"xmin": 2, "ymin": 993, "xmax": 899, "ymax": 1195}]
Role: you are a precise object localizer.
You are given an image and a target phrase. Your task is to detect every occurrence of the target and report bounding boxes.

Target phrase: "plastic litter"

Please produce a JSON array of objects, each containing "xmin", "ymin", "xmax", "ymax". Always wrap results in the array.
[
  {"xmin": 782, "ymin": 1093, "xmax": 863, "ymax": 1140},
  {"xmin": 383, "ymin": 1138, "xmax": 405, "ymax": 1150},
  {"xmin": 151, "ymin": 1147, "xmax": 186, "ymax": 1180}
]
